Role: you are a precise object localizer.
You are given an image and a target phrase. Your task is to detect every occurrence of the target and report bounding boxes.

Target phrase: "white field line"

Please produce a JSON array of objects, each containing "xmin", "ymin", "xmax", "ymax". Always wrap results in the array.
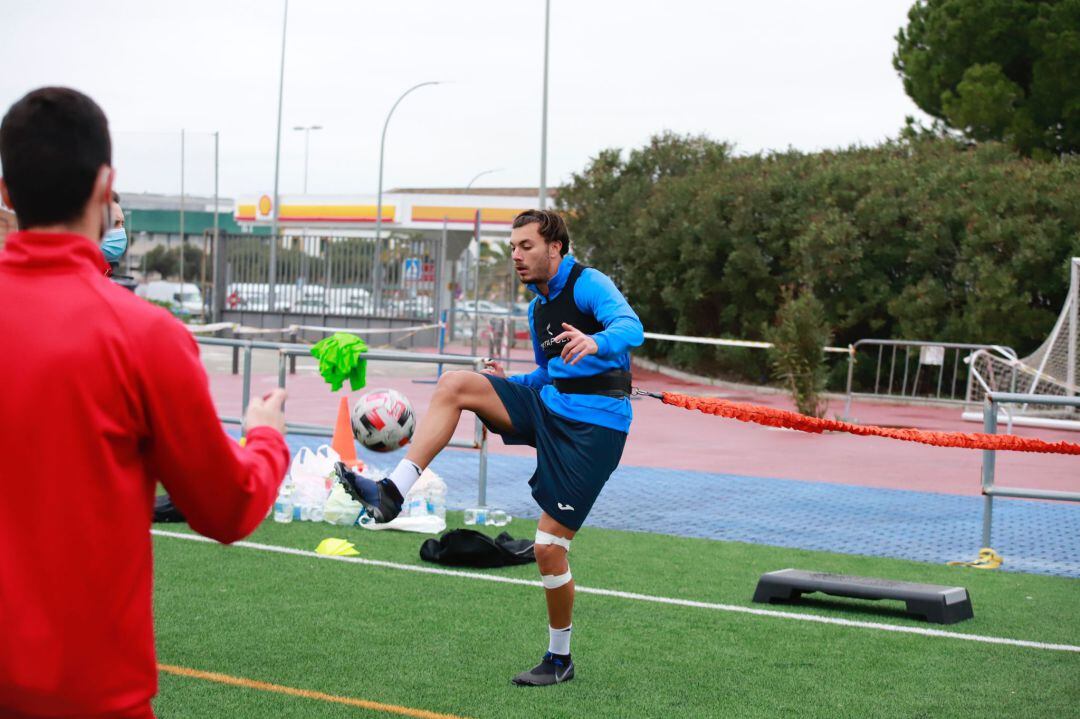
[{"xmin": 152, "ymin": 529, "xmax": 1080, "ymax": 654}]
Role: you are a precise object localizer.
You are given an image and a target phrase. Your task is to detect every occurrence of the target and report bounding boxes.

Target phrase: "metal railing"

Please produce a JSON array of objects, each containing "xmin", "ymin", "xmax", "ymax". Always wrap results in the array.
[
  {"xmin": 980, "ymin": 392, "xmax": 1080, "ymax": 548},
  {"xmin": 842, "ymin": 339, "xmax": 1015, "ymax": 418},
  {"xmin": 642, "ymin": 331, "xmax": 850, "ymax": 355},
  {"xmin": 196, "ymin": 336, "xmax": 493, "ymax": 506}
]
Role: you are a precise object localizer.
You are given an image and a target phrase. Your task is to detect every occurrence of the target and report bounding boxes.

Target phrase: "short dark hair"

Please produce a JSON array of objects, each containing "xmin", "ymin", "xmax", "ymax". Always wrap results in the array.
[
  {"xmin": 512, "ymin": 209, "xmax": 569, "ymax": 257},
  {"xmin": 111, "ymin": 190, "xmax": 120, "ymax": 204},
  {"xmin": 0, "ymin": 87, "xmax": 111, "ymax": 228}
]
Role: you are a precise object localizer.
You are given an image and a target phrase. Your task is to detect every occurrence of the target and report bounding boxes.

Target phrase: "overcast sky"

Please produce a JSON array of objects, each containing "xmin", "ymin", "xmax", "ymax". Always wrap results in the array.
[{"xmin": 1, "ymin": 0, "xmax": 928, "ymax": 200}]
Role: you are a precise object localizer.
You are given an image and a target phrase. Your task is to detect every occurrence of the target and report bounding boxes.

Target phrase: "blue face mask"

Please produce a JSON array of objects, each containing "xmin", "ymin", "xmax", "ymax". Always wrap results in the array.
[{"xmin": 101, "ymin": 228, "xmax": 128, "ymax": 263}]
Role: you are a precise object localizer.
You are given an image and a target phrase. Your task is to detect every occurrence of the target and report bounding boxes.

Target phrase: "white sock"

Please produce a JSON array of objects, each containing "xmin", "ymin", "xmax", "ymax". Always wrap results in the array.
[
  {"xmin": 388, "ymin": 459, "xmax": 422, "ymax": 496},
  {"xmin": 548, "ymin": 624, "xmax": 572, "ymax": 656}
]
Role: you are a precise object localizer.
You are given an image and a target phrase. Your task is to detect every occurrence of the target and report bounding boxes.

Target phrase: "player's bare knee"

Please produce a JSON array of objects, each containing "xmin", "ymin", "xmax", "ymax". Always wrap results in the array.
[
  {"xmin": 534, "ymin": 543, "xmax": 567, "ymax": 574},
  {"xmin": 447, "ymin": 370, "xmax": 499, "ymax": 412}
]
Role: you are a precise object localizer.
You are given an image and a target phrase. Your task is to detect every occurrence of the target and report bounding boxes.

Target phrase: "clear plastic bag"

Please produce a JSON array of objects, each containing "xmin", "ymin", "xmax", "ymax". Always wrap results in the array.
[
  {"xmin": 359, "ymin": 468, "xmax": 448, "ymax": 533},
  {"xmin": 322, "ymin": 483, "xmax": 362, "ymax": 526},
  {"xmin": 289, "ymin": 445, "xmax": 339, "ymax": 519}
]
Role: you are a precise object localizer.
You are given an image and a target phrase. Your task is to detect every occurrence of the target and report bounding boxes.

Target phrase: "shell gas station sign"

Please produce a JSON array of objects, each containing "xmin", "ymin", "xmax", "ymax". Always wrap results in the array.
[
  {"xmin": 235, "ymin": 191, "xmax": 529, "ymax": 232},
  {"xmin": 256, "ymin": 194, "xmax": 272, "ymax": 220}
]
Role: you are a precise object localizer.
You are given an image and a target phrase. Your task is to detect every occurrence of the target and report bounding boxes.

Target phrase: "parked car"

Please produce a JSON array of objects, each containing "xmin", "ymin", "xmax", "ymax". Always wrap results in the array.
[
  {"xmin": 226, "ymin": 283, "xmax": 289, "ymax": 312},
  {"xmin": 326, "ymin": 287, "xmax": 373, "ymax": 315},
  {"xmin": 137, "ymin": 281, "xmax": 204, "ymax": 316},
  {"xmin": 456, "ymin": 299, "xmax": 503, "ymax": 314},
  {"xmin": 392, "ymin": 295, "xmax": 435, "ymax": 317},
  {"xmin": 289, "ymin": 297, "xmax": 330, "ymax": 314}
]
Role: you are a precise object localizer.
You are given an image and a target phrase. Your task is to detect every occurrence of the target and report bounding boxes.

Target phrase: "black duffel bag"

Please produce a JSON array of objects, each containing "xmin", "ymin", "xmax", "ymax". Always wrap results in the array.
[
  {"xmin": 420, "ymin": 529, "xmax": 535, "ymax": 568},
  {"xmin": 153, "ymin": 493, "xmax": 186, "ymax": 523}
]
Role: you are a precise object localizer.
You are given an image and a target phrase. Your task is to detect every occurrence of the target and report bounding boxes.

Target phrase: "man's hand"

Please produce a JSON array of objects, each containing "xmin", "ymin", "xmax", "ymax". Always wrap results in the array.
[
  {"xmin": 481, "ymin": 359, "xmax": 507, "ymax": 378},
  {"xmin": 554, "ymin": 322, "xmax": 599, "ymax": 365},
  {"xmin": 244, "ymin": 389, "xmax": 287, "ymax": 435}
]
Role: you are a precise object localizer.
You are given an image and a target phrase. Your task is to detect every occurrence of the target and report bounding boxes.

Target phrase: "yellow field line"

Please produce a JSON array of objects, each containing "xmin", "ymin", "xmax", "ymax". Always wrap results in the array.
[{"xmin": 158, "ymin": 664, "xmax": 472, "ymax": 719}]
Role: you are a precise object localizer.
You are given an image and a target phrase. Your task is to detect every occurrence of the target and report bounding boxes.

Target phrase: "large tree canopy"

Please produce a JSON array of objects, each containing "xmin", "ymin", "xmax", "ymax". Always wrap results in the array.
[
  {"xmin": 558, "ymin": 133, "xmax": 1080, "ymax": 386},
  {"xmin": 894, "ymin": 0, "xmax": 1080, "ymax": 157}
]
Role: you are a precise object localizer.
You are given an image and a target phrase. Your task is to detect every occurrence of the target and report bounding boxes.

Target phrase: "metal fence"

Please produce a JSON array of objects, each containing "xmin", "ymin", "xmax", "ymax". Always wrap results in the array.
[
  {"xmin": 222, "ymin": 232, "xmax": 442, "ymax": 321},
  {"xmin": 842, "ymin": 339, "xmax": 1016, "ymax": 417}
]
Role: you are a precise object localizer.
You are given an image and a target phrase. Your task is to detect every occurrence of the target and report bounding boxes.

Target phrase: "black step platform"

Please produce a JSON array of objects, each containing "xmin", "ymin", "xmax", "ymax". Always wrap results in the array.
[{"xmin": 752, "ymin": 569, "xmax": 974, "ymax": 624}]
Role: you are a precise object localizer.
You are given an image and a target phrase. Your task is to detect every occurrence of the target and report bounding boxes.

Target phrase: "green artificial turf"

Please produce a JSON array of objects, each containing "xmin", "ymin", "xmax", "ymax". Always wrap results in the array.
[{"xmin": 152, "ymin": 514, "xmax": 1080, "ymax": 718}]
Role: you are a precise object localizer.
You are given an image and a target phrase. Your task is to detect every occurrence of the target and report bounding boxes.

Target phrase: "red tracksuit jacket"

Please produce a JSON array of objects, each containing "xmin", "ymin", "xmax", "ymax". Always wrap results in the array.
[{"xmin": 0, "ymin": 231, "xmax": 290, "ymax": 717}]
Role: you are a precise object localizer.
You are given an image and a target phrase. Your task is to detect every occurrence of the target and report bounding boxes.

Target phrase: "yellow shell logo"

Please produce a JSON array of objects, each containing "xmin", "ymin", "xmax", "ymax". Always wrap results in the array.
[{"xmin": 258, "ymin": 195, "xmax": 272, "ymax": 216}]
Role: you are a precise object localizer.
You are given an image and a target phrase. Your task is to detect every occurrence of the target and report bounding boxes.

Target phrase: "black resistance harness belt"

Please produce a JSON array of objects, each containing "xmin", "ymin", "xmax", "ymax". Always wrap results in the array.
[{"xmin": 552, "ymin": 370, "xmax": 632, "ymax": 398}]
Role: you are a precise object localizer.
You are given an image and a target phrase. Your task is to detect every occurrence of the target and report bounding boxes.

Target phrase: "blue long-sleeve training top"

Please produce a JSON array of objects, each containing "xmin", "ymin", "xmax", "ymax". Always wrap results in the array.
[{"xmin": 507, "ymin": 255, "xmax": 644, "ymax": 433}]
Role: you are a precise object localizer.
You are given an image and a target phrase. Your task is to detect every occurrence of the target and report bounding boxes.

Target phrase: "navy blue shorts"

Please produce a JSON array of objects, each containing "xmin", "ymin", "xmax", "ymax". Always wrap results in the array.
[{"xmin": 481, "ymin": 375, "xmax": 626, "ymax": 531}]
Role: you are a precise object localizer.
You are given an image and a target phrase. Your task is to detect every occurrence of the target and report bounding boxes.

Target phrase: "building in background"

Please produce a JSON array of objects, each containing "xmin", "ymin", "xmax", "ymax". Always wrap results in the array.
[
  {"xmin": 216, "ymin": 188, "xmax": 559, "ymax": 342},
  {"xmin": 119, "ymin": 192, "xmax": 267, "ymax": 275},
  {"xmin": 229, "ymin": 187, "xmax": 553, "ymax": 325},
  {"xmin": 0, "ymin": 205, "xmax": 13, "ymax": 247}
]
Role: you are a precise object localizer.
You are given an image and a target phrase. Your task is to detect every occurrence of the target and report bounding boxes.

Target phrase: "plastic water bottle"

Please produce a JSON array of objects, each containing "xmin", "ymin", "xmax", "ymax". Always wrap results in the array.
[
  {"xmin": 274, "ymin": 492, "xmax": 295, "ymax": 520},
  {"xmin": 464, "ymin": 508, "xmax": 509, "ymax": 526},
  {"xmin": 429, "ymin": 485, "xmax": 446, "ymax": 520},
  {"xmin": 297, "ymin": 505, "xmax": 324, "ymax": 522},
  {"xmin": 273, "ymin": 485, "xmax": 294, "ymax": 524},
  {"xmin": 464, "ymin": 507, "xmax": 487, "ymax": 526},
  {"xmin": 406, "ymin": 494, "xmax": 428, "ymax": 518}
]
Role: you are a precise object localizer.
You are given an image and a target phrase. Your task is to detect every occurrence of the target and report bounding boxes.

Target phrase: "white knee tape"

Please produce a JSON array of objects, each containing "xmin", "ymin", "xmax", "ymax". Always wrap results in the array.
[
  {"xmin": 541, "ymin": 569, "xmax": 573, "ymax": 589},
  {"xmin": 535, "ymin": 529, "xmax": 571, "ymax": 552}
]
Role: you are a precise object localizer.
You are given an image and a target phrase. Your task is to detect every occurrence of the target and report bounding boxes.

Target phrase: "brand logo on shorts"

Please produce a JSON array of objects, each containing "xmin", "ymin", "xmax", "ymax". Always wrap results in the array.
[{"xmin": 557, "ymin": 502, "xmax": 575, "ymax": 511}]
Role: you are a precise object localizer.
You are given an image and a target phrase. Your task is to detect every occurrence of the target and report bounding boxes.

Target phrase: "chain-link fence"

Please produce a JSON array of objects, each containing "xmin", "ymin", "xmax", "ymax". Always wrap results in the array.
[{"xmin": 223, "ymin": 232, "xmax": 441, "ymax": 320}]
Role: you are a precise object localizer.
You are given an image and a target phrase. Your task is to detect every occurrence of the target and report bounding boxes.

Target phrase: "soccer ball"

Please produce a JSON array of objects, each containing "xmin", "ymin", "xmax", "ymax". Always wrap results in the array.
[{"xmin": 350, "ymin": 389, "xmax": 416, "ymax": 452}]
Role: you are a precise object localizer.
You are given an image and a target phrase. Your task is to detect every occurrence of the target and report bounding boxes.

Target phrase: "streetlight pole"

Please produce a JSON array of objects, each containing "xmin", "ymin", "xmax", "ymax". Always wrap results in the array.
[
  {"xmin": 269, "ymin": 0, "xmax": 289, "ymax": 315},
  {"xmin": 539, "ymin": 0, "xmax": 551, "ymax": 210},
  {"xmin": 179, "ymin": 128, "xmax": 185, "ymax": 286},
  {"xmin": 373, "ymin": 80, "xmax": 441, "ymax": 313},
  {"xmin": 466, "ymin": 168, "xmax": 503, "ymax": 190},
  {"xmin": 211, "ymin": 131, "xmax": 222, "ymax": 322},
  {"xmin": 293, "ymin": 124, "xmax": 322, "ymax": 193}
]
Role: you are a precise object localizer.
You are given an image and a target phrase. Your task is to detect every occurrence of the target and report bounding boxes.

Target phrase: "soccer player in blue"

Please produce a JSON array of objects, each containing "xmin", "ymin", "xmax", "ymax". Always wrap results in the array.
[{"xmin": 336, "ymin": 209, "xmax": 644, "ymax": 686}]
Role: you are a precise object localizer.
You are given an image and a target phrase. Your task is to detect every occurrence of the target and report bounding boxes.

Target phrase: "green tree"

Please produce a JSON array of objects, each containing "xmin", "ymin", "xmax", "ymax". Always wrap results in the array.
[
  {"xmin": 142, "ymin": 245, "xmax": 177, "ymax": 278},
  {"xmin": 557, "ymin": 132, "xmax": 731, "ymax": 346},
  {"xmin": 558, "ymin": 131, "xmax": 1080, "ymax": 387},
  {"xmin": 894, "ymin": 0, "xmax": 1080, "ymax": 157},
  {"xmin": 766, "ymin": 287, "xmax": 832, "ymax": 417},
  {"xmin": 141, "ymin": 243, "xmax": 206, "ymax": 282}
]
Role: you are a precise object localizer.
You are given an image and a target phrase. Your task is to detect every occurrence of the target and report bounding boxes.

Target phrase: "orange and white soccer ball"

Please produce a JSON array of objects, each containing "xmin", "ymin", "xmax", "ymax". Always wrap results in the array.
[{"xmin": 350, "ymin": 389, "xmax": 416, "ymax": 452}]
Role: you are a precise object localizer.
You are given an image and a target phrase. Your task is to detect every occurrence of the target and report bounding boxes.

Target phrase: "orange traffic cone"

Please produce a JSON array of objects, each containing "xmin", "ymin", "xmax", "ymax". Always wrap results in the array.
[{"xmin": 331, "ymin": 396, "xmax": 363, "ymax": 471}]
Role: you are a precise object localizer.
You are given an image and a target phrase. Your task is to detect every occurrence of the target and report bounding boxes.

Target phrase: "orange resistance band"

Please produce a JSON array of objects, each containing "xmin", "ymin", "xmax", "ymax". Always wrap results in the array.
[{"xmin": 659, "ymin": 392, "xmax": 1080, "ymax": 455}]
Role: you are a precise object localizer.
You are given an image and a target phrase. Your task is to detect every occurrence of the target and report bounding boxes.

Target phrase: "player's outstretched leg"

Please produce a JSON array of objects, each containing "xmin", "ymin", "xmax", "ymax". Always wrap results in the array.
[
  {"xmin": 513, "ymin": 513, "xmax": 577, "ymax": 686},
  {"xmin": 335, "ymin": 370, "xmax": 513, "ymax": 522}
]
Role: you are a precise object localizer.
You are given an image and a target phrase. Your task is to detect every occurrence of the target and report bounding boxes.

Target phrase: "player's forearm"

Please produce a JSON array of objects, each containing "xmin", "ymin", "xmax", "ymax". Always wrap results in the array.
[
  {"xmin": 593, "ymin": 315, "xmax": 644, "ymax": 358},
  {"xmin": 509, "ymin": 365, "xmax": 551, "ymax": 389},
  {"xmin": 161, "ymin": 427, "xmax": 289, "ymax": 544}
]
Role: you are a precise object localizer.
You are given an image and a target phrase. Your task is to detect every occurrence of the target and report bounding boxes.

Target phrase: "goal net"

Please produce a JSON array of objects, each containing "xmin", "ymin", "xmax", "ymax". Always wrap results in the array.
[{"xmin": 967, "ymin": 258, "xmax": 1080, "ymax": 419}]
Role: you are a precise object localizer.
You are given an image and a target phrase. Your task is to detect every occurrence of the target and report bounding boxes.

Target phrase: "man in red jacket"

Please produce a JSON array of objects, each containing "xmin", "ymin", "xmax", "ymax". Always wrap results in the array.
[{"xmin": 0, "ymin": 87, "xmax": 291, "ymax": 718}]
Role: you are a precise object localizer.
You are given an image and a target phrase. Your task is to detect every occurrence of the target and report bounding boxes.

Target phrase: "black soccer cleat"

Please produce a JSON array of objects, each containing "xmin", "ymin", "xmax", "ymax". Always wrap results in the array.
[
  {"xmin": 511, "ymin": 652, "xmax": 575, "ymax": 686},
  {"xmin": 332, "ymin": 461, "xmax": 403, "ymax": 523}
]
